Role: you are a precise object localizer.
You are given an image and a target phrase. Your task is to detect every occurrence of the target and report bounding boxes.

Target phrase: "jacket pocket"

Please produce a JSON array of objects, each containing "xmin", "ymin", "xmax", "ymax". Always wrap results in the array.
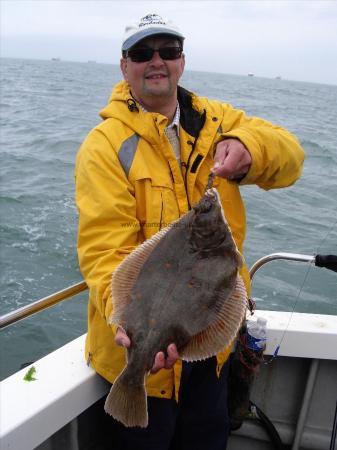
[{"xmin": 134, "ymin": 177, "xmax": 180, "ymax": 240}]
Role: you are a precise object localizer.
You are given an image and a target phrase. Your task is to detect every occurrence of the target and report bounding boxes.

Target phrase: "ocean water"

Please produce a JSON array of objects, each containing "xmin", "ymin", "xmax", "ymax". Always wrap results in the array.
[{"xmin": 0, "ymin": 58, "xmax": 336, "ymax": 380}]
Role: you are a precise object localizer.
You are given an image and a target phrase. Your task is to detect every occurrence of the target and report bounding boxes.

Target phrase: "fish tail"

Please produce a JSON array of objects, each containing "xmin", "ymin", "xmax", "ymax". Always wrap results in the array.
[{"xmin": 104, "ymin": 367, "xmax": 148, "ymax": 428}]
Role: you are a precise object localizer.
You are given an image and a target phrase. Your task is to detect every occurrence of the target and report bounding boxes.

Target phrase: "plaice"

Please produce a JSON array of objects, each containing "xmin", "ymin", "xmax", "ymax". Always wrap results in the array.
[{"xmin": 104, "ymin": 187, "xmax": 248, "ymax": 427}]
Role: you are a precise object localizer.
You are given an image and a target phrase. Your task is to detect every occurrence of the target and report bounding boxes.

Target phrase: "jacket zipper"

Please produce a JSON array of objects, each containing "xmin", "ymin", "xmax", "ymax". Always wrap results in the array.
[
  {"xmin": 183, "ymin": 138, "xmax": 200, "ymax": 210},
  {"xmin": 181, "ymin": 108, "xmax": 206, "ymax": 209}
]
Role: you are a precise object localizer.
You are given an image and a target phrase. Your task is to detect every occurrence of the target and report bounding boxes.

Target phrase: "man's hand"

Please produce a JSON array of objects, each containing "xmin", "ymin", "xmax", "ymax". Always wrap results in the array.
[
  {"xmin": 149, "ymin": 344, "xmax": 179, "ymax": 373},
  {"xmin": 115, "ymin": 327, "xmax": 179, "ymax": 374},
  {"xmin": 212, "ymin": 138, "xmax": 252, "ymax": 181},
  {"xmin": 115, "ymin": 326, "xmax": 131, "ymax": 347}
]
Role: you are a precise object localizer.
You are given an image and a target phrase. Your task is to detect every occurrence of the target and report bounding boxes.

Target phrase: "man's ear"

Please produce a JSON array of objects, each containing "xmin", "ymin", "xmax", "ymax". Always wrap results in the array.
[{"xmin": 120, "ymin": 58, "xmax": 128, "ymax": 81}]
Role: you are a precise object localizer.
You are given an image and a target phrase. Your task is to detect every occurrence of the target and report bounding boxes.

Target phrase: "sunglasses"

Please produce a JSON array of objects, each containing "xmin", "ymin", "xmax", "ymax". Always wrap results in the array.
[{"xmin": 126, "ymin": 46, "xmax": 183, "ymax": 63}]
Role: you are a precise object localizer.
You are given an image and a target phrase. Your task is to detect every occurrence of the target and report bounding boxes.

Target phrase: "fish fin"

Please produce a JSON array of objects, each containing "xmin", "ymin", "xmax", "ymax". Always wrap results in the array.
[
  {"xmin": 104, "ymin": 367, "xmax": 148, "ymax": 428},
  {"xmin": 109, "ymin": 223, "xmax": 176, "ymax": 326},
  {"xmin": 180, "ymin": 275, "xmax": 248, "ymax": 361}
]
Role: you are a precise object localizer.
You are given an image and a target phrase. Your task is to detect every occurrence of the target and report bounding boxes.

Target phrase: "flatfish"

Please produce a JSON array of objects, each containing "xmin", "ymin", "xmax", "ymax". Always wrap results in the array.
[{"xmin": 104, "ymin": 187, "xmax": 248, "ymax": 427}]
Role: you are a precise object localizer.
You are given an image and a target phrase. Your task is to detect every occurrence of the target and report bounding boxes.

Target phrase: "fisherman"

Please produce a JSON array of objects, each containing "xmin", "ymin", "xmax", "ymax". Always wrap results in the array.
[{"xmin": 75, "ymin": 13, "xmax": 305, "ymax": 450}]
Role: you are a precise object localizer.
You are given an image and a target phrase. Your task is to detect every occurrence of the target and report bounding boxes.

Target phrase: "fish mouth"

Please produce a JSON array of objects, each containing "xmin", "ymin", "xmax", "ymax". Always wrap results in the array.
[
  {"xmin": 204, "ymin": 188, "xmax": 220, "ymax": 206},
  {"xmin": 192, "ymin": 188, "xmax": 220, "ymax": 214},
  {"xmin": 205, "ymin": 188, "xmax": 218, "ymax": 199}
]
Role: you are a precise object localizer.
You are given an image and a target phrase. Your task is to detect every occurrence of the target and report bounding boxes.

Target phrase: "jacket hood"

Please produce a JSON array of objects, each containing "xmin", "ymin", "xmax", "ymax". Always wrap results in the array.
[{"xmin": 100, "ymin": 81, "xmax": 134, "ymax": 120}]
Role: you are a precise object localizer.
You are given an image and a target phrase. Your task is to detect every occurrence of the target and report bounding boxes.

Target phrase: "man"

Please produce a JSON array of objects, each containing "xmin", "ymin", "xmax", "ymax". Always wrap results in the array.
[{"xmin": 75, "ymin": 13, "xmax": 305, "ymax": 450}]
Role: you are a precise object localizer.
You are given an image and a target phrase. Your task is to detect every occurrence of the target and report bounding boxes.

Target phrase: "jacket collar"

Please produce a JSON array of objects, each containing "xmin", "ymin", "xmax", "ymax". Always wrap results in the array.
[
  {"xmin": 178, "ymin": 86, "xmax": 206, "ymax": 138},
  {"xmin": 99, "ymin": 81, "xmax": 207, "ymax": 141}
]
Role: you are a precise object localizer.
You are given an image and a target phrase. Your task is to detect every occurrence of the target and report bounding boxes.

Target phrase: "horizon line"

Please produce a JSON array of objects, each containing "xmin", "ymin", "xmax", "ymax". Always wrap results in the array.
[{"xmin": 1, "ymin": 55, "xmax": 336, "ymax": 88}]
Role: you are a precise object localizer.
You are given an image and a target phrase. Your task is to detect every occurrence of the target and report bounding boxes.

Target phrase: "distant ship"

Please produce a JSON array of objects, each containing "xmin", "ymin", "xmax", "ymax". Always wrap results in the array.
[
  {"xmin": 51, "ymin": 58, "xmax": 60, "ymax": 62},
  {"xmin": 248, "ymin": 72, "xmax": 254, "ymax": 77},
  {"xmin": 275, "ymin": 76, "xmax": 282, "ymax": 80},
  {"xmin": 87, "ymin": 60, "xmax": 96, "ymax": 64}
]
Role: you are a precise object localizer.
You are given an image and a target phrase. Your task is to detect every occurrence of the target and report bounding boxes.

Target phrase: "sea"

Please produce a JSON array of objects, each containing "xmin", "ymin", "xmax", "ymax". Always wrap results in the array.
[{"xmin": 0, "ymin": 57, "xmax": 336, "ymax": 380}]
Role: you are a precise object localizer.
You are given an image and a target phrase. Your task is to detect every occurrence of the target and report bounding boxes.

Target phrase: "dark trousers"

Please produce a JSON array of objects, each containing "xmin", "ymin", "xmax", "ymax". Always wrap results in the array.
[{"xmin": 78, "ymin": 356, "xmax": 230, "ymax": 450}]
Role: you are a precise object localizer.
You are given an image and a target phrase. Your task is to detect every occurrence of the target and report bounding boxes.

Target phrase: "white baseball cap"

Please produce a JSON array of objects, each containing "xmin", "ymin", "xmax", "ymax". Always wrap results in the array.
[{"xmin": 122, "ymin": 13, "xmax": 185, "ymax": 52}]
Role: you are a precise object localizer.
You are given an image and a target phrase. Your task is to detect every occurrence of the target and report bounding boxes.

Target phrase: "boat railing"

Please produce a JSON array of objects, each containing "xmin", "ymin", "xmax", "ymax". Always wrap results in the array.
[
  {"xmin": 0, "ymin": 281, "xmax": 87, "ymax": 329},
  {"xmin": 0, "ymin": 252, "xmax": 336, "ymax": 330}
]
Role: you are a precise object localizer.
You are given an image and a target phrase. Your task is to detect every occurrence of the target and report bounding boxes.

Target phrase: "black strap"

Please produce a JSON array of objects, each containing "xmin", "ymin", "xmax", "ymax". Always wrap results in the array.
[
  {"xmin": 249, "ymin": 401, "xmax": 285, "ymax": 450},
  {"xmin": 315, "ymin": 254, "xmax": 337, "ymax": 273}
]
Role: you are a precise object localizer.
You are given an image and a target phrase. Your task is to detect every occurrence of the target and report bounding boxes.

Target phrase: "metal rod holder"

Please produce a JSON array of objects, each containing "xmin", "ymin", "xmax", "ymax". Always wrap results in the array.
[{"xmin": 249, "ymin": 252, "xmax": 315, "ymax": 282}]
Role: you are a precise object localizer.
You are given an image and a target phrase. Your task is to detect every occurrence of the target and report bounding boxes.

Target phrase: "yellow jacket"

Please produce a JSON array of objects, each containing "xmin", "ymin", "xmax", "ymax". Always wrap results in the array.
[{"xmin": 75, "ymin": 80, "xmax": 305, "ymax": 400}]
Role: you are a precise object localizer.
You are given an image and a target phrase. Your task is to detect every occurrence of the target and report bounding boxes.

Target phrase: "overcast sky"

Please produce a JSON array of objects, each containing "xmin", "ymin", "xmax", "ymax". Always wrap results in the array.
[{"xmin": 1, "ymin": 0, "xmax": 337, "ymax": 85}]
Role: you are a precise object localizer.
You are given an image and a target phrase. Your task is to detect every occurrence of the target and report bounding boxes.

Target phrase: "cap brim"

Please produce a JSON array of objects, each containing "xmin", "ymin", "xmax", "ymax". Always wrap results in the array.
[{"xmin": 122, "ymin": 28, "xmax": 184, "ymax": 51}]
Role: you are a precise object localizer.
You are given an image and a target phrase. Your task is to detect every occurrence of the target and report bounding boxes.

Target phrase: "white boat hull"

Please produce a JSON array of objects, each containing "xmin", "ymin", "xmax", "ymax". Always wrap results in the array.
[{"xmin": 1, "ymin": 311, "xmax": 337, "ymax": 450}]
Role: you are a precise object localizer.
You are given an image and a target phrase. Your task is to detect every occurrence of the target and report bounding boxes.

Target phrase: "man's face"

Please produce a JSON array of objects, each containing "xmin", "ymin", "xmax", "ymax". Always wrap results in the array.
[{"xmin": 120, "ymin": 36, "xmax": 185, "ymax": 104}]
